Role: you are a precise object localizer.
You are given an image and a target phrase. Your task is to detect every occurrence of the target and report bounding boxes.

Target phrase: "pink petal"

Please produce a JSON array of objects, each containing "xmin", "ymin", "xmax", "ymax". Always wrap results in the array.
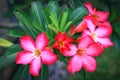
[
  {"xmin": 86, "ymin": 42, "xmax": 103, "ymax": 56},
  {"xmin": 20, "ymin": 36, "xmax": 35, "ymax": 51},
  {"xmin": 96, "ymin": 11, "xmax": 109, "ymax": 22},
  {"xmin": 62, "ymin": 44, "xmax": 77, "ymax": 56},
  {"xmin": 74, "ymin": 21, "xmax": 87, "ymax": 32},
  {"xmin": 29, "ymin": 58, "xmax": 41, "ymax": 76},
  {"xmin": 95, "ymin": 25, "xmax": 112, "ymax": 37},
  {"xmin": 55, "ymin": 32, "xmax": 66, "ymax": 41},
  {"xmin": 96, "ymin": 37, "xmax": 114, "ymax": 48},
  {"xmin": 82, "ymin": 55, "xmax": 96, "ymax": 72},
  {"xmin": 78, "ymin": 35, "xmax": 94, "ymax": 49},
  {"xmin": 67, "ymin": 55, "xmax": 82, "ymax": 74},
  {"xmin": 84, "ymin": 16, "xmax": 96, "ymax": 32},
  {"xmin": 68, "ymin": 25, "xmax": 75, "ymax": 36},
  {"xmin": 81, "ymin": 29, "xmax": 91, "ymax": 37},
  {"xmin": 16, "ymin": 51, "xmax": 34, "ymax": 65},
  {"xmin": 41, "ymin": 49, "xmax": 57, "ymax": 65},
  {"xmin": 84, "ymin": 2, "xmax": 94, "ymax": 14},
  {"xmin": 36, "ymin": 32, "xmax": 49, "ymax": 50}
]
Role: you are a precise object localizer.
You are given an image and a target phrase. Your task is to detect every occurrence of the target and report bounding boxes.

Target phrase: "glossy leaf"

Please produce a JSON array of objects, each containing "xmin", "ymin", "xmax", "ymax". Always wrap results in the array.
[
  {"xmin": 0, "ymin": 44, "xmax": 21, "ymax": 69},
  {"xmin": 69, "ymin": 6, "xmax": 87, "ymax": 24},
  {"xmin": 75, "ymin": 69, "xmax": 86, "ymax": 80},
  {"xmin": 8, "ymin": 30, "xmax": 26, "ymax": 38},
  {"xmin": 0, "ymin": 38, "xmax": 13, "ymax": 47},
  {"xmin": 14, "ymin": 10, "xmax": 38, "ymax": 38},
  {"xmin": 60, "ymin": 9, "xmax": 69, "ymax": 32},
  {"xmin": 31, "ymin": 1, "xmax": 46, "ymax": 28},
  {"xmin": 12, "ymin": 65, "xmax": 29, "ymax": 80}
]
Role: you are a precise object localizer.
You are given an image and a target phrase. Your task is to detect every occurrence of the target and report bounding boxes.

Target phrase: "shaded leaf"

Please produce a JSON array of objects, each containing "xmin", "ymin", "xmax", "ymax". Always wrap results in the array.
[
  {"xmin": 69, "ymin": 6, "xmax": 87, "ymax": 24},
  {"xmin": 8, "ymin": 30, "xmax": 26, "ymax": 38},
  {"xmin": 0, "ymin": 44, "xmax": 21, "ymax": 69}
]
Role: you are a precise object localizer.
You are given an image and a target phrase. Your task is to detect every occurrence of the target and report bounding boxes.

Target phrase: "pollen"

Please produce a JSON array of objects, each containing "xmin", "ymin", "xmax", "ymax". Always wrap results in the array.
[
  {"xmin": 91, "ymin": 32, "xmax": 96, "ymax": 39},
  {"xmin": 34, "ymin": 49, "xmax": 41, "ymax": 57},
  {"xmin": 58, "ymin": 40, "xmax": 64, "ymax": 47},
  {"xmin": 92, "ymin": 14, "xmax": 99, "ymax": 18},
  {"xmin": 77, "ymin": 49, "xmax": 84, "ymax": 55}
]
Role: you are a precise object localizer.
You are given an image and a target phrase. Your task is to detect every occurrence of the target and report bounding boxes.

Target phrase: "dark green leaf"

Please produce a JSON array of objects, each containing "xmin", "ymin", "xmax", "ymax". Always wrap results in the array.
[
  {"xmin": 14, "ymin": 10, "xmax": 38, "ymax": 38},
  {"xmin": 75, "ymin": 69, "xmax": 86, "ymax": 80},
  {"xmin": 69, "ymin": 6, "xmax": 87, "ymax": 24},
  {"xmin": 60, "ymin": 9, "xmax": 69, "ymax": 32},
  {"xmin": 8, "ymin": 30, "xmax": 26, "ymax": 38},
  {"xmin": 31, "ymin": 1, "xmax": 46, "ymax": 28},
  {"xmin": 12, "ymin": 65, "xmax": 29, "ymax": 80},
  {"xmin": 0, "ymin": 44, "xmax": 21, "ymax": 69}
]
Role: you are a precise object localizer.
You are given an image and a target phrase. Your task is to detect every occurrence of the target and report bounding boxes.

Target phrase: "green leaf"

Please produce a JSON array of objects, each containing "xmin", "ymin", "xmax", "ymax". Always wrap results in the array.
[
  {"xmin": 48, "ymin": 24, "xmax": 58, "ymax": 33},
  {"xmin": 69, "ymin": 6, "xmax": 87, "ymax": 24},
  {"xmin": 75, "ymin": 69, "xmax": 86, "ymax": 80},
  {"xmin": 0, "ymin": 44, "xmax": 21, "ymax": 69},
  {"xmin": 60, "ymin": 9, "xmax": 69, "ymax": 32},
  {"xmin": 48, "ymin": 1, "xmax": 60, "ymax": 16},
  {"xmin": 49, "ymin": 12, "xmax": 59, "ymax": 30},
  {"xmin": 12, "ymin": 65, "xmax": 29, "ymax": 80},
  {"xmin": 48, "ymin": 1, "xmax": 60, "ymax": 30},
  {"xmin": 33, "ymin": 64, "xmax": 48, "ymax": 80},
  {"xmin": 14, "ymin": 10, "xmax": 37, "ymax": 38},
  {"xmin": 31, "ymin": 1, "xmax": 46, "ymax": 28},
  {"xmin": 0, "ymin": 38, "xmax": 13, "ymax": 47},
  {"xmin": 64, "ymin": 21, "xmax": 72, "ymax": 32},
  {"xmin": 111, "ymin": 32, "xmax": 120, "ymax": 50},
  {"xmin": 32, "ymin": 21, "xmax": 45, "ymax": 32},
  {"xmin": 8, "ymin": 30, "xmax": 26, "ymax": 38}
]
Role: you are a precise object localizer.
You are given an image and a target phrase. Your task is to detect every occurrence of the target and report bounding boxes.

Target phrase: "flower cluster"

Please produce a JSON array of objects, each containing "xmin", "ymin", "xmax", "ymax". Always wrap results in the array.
[{"xmin": 16, "ymin": 2, "xmax": 113, "ymax": 76}]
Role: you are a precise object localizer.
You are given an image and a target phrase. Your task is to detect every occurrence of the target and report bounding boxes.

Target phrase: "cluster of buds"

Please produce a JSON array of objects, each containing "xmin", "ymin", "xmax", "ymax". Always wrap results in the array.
[{"xmin": 15, "ymin": 2, "xmax": 113, "ymax": 76}]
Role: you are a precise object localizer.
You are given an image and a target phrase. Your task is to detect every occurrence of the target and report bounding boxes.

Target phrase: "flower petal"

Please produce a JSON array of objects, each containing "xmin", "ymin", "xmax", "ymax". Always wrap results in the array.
[
  {"xmin": 96, "ymin": 11, "xmax": 109, "ymax": 22},
  {"xmin": 62, "ymin": 44, "xmax": 77, "ymax": 56},
  {"xmin": 41, "ymin": 49, "xmax": 57, "ymax": 65},
  {"xmin": 78, "ymin": 35, "xmax": 94, "ymax": 49},
  {"xmin": 74, "ymin": 21, "xmax": 87, "ymax": 32},
  {"xmin": 95, "ymin": 25, "xmax": 112, "ymax": 37},
  {"xmin": 84, "ymin": 16, "xmax": 96, "ymax": 32},
  {"xmin": 82, "ymin": 55, "xmax": 96, "ymax": 72},
  {"xmin": 81, "ymin": 29, "xmax": 91, "ymax": 37},
  {"xmin": 29, "ymin": 58, "xmax": 41, "ymax": 76},
  {"xmin": 96, "ymin": 37, "xmax": 114, "ymax": 48},
  {"xmin": 20, "ymin": 36, "xmax": 35, "ymax": 51},
  {"xmin": 84, "ymin": 2, "xmax": 94, "ymax": 14},
  {"xmin": 67, "ymin": 55, "xmax": 82, "ymax": 74},
  {"xmin": 16, "ymin": 51, "xmax": 34, "ymax": 65},
  {"xmin": 86, "ymin": 42, "xmax": 103, "ymax": 56},
  {"xmin": 36, "ymin": 32, "xmax": 49, "ymax": 50}
]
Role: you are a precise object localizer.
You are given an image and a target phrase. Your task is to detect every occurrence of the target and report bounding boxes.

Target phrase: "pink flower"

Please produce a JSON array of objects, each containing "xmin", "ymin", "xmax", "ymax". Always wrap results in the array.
[
  {"xmin": 84, "ymin": 2, "xmax": 109, "ymax": 24},
  {"xmin": 16, "ymin": 32, "xmax": 58, "ymax": 76},
  {"xmin": 63, "ymin": 36, "xmax": 103, "ymax": 73},
  {"xmin": 74, "ymin": 21, "xmax": 87, "ymax": 33},
  {"xmin": 82, "ymin": 17, "xmax": 114, "ymax": 48},
  {"xmin": 52, "ymin": 32, "xmax": 73, "ymax": 52}
]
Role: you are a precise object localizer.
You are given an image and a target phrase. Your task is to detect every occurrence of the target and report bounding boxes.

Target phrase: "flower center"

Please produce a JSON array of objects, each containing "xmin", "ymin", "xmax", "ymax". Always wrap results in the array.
[
  {"xmin": 34, "ymin": 49, "xmax": 41, "ymax": 57},
  {"xmin": 58, "ymin": 40, "xmax": 64, "ymax": 47},
  {"xmin": 91, "ymin": 32, "xmax": 96, "ymax": 39},
  {"xmin": 77, "ymin": 49, "xmax": 84, "ymax": 55},
  {"xmin": 92, "ymin": 14, "xmax": 99, "ymax": 19}
]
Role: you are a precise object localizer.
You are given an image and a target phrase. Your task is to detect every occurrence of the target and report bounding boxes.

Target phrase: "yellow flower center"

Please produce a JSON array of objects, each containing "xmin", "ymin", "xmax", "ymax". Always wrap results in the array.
[
  {"xmin": 91, "ymin": 32, "xmax": 96, "ymax": 39},
  {"xmin": 92, "ymin": 14, "xmax": 99, "ymax": 19},
  {"xmin": 58, "ymin": 40, "xmax": 64, "ymax": 47},
  {"xmin": 77, "ymin": 49, "xmax": 85, "ymax": 55},
  {"xmin": 34, "ymin": 49, "xmax": 41, "ymax": 57}
]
